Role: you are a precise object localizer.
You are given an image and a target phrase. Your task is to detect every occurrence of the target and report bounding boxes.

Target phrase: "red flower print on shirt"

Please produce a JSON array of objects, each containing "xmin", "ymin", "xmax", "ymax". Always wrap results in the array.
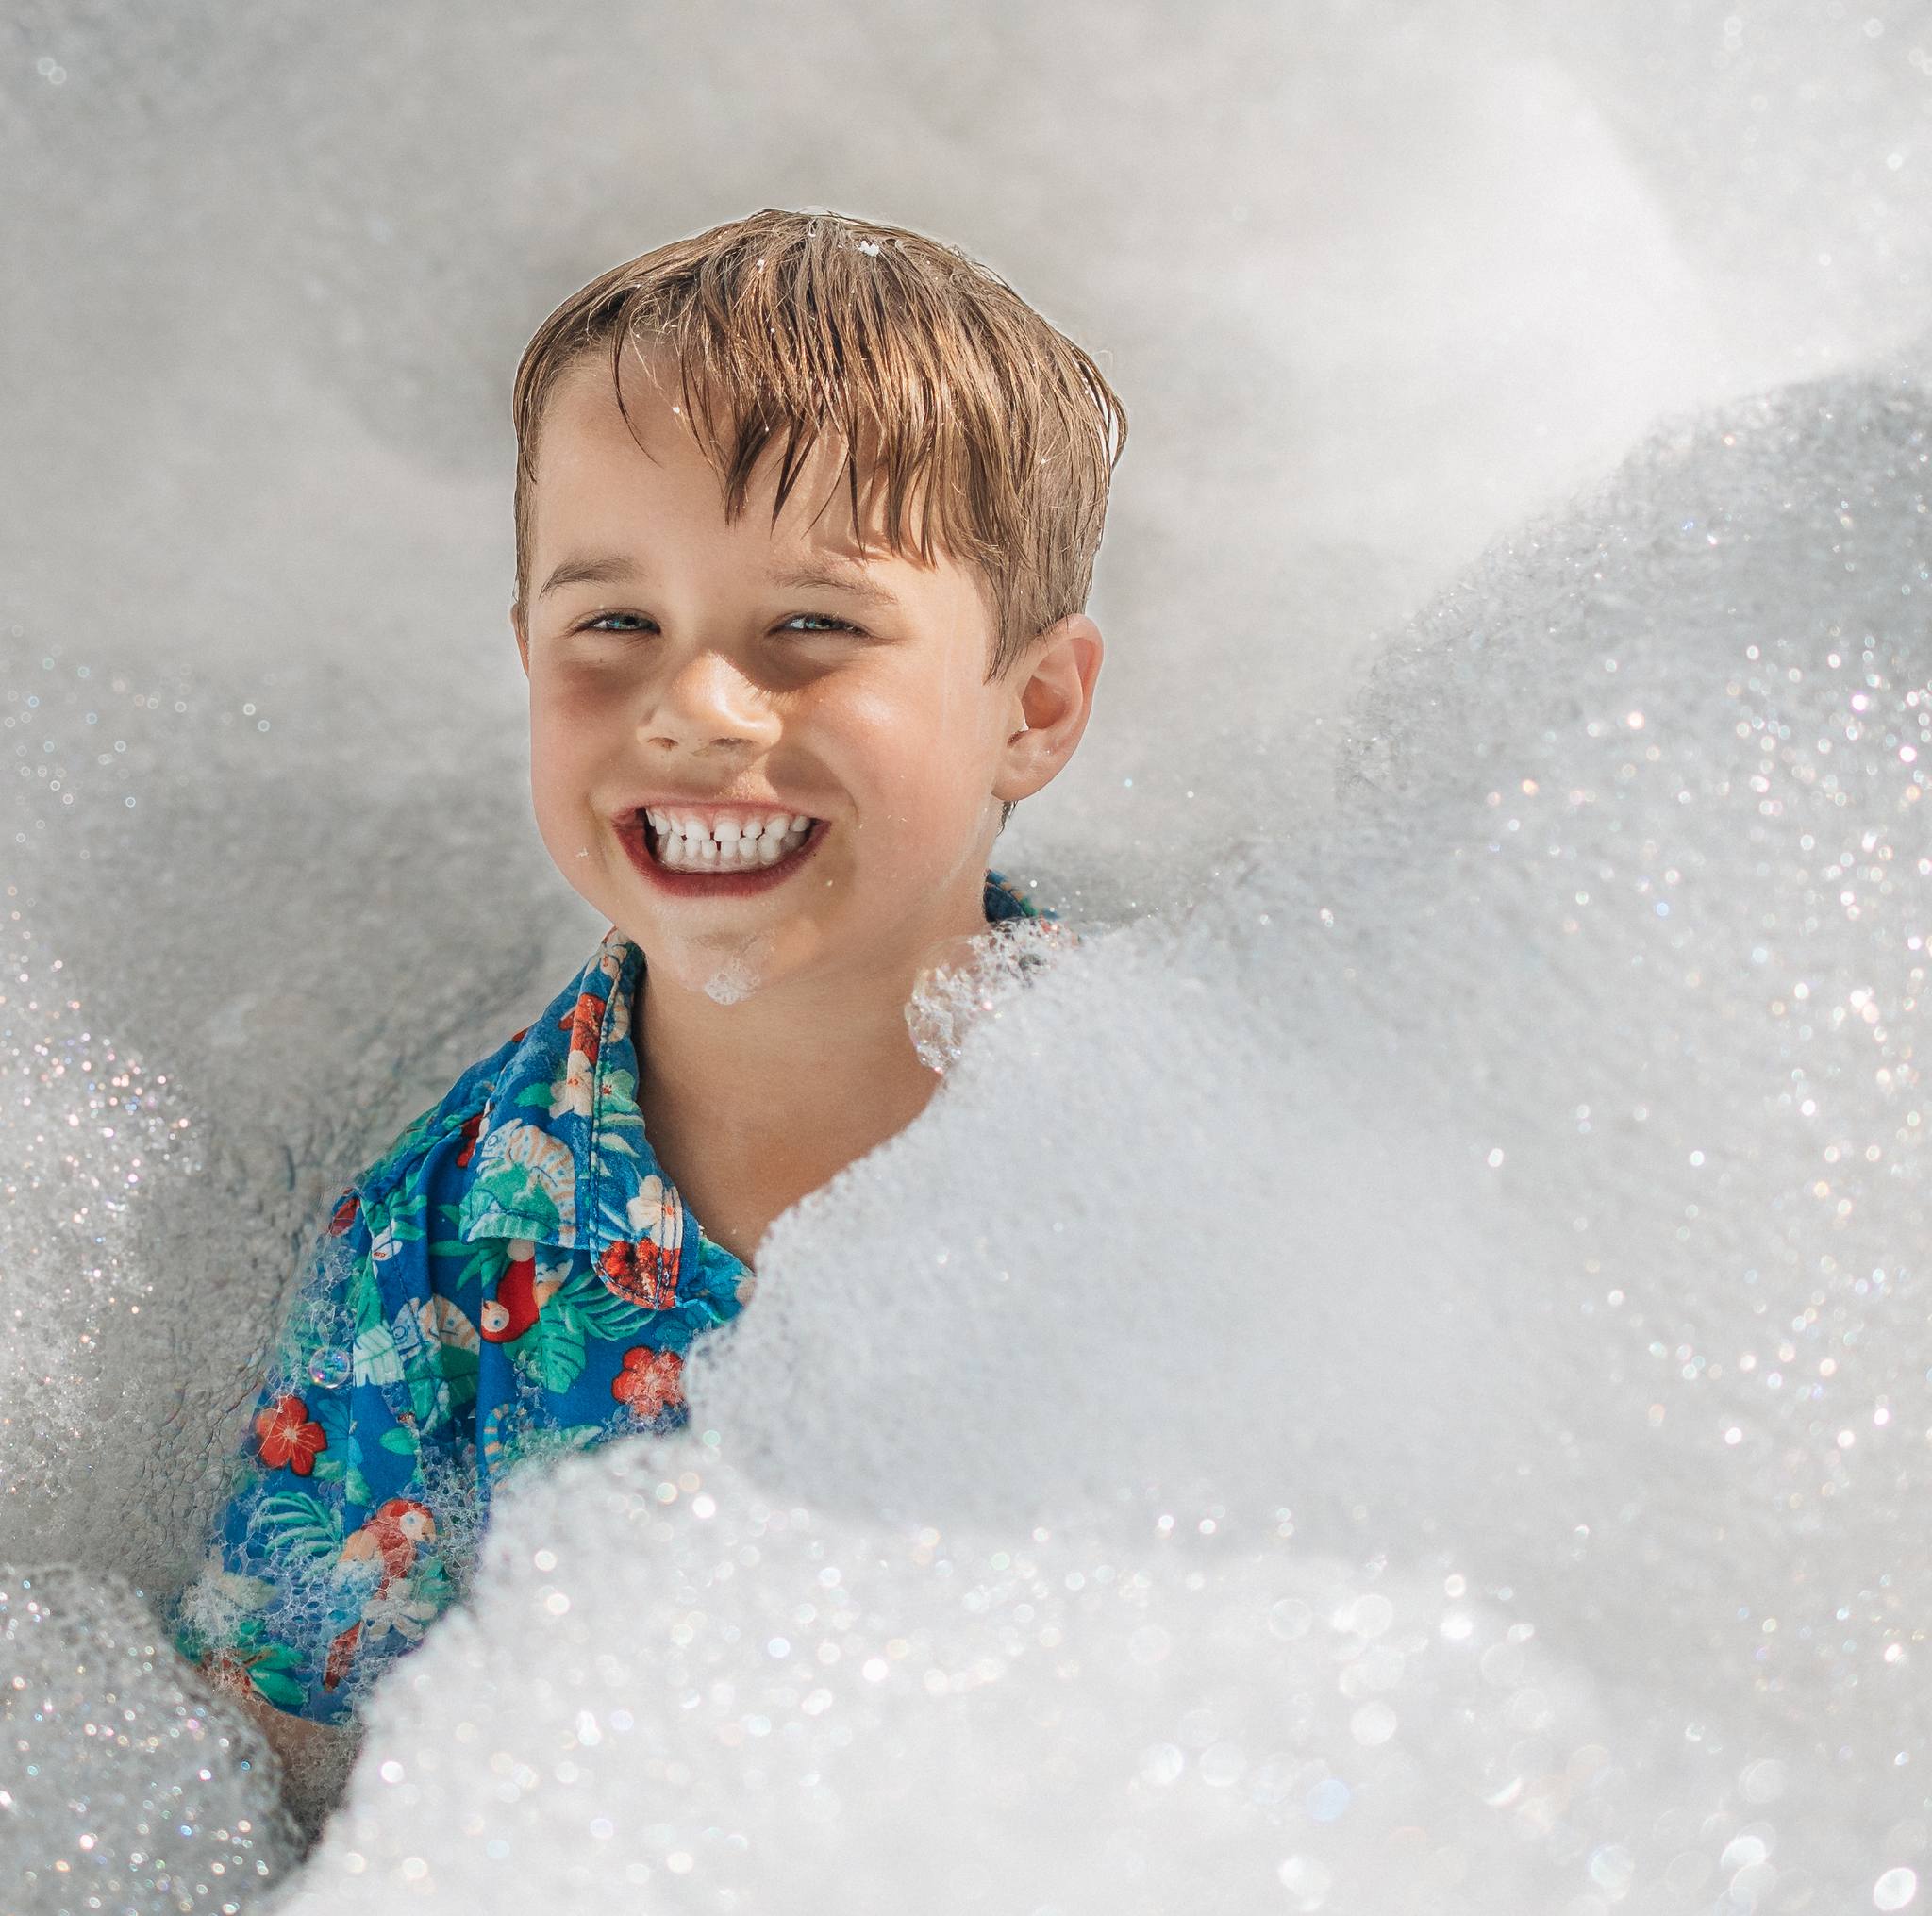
[
  {"xmin": 558, "ymin": 991, "xmax": 604, "ymax": 1067},
  {"xmin": 599, "ymin": 1236, "xmax": 679, "ymax": 1311},
  {"xmin": 611, "ymin": 1346, "xmax": 684, "ymax": 1420},
  {"xmin": 255, "ymin": 1394, "xmax": 327, "ymax": 1475},
  {"xmin": 327, "ymin": 1191, "xmax": 360, "ymax": 1238}
]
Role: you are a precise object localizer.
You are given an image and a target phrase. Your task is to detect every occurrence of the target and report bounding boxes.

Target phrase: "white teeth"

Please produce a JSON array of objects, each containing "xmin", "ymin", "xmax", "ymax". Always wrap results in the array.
[
  {"xmin": 641, "ymin": 808, "xmax": 812, "ymax": 843},
  {"xmin": 646, "ymin": 810, "xmax": 816, "ymax": 874}
]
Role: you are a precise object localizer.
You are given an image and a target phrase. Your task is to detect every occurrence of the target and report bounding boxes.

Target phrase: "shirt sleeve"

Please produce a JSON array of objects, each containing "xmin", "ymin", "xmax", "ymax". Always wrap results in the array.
[{"xmin": 168, "ymin": 1175, "xmax": 472, "ymax": 1725}]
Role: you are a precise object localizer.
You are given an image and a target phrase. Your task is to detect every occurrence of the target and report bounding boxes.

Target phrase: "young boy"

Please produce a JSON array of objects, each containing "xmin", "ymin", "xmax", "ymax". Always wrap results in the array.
[{"xmin": 167, "ymin": 208, "xmax": 1127, "ymax": 1776}]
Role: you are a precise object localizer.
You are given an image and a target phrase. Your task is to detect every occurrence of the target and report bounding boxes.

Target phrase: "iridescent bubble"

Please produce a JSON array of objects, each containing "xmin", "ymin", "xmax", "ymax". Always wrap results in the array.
[
  {"xmin": 1349, "ymin": 1702, "xmax": 1397, "ymax": 1746},
  {"xmin": 1268, "ymin": 1597, "xmax": 1312, "ymax": 1640},
  {"xmin": 1198, "ymin": 1741, "xmax": 1245, "ymax": 1786},
  {"xmin": 306, "ymin": 1344, "xmax": 351, "ymax": 1391}
]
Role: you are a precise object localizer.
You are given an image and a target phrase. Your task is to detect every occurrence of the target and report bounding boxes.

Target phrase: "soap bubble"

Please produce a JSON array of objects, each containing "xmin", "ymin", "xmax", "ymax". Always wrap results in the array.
[
  {"xmin": 304, "ymin": 1345, "xmax": 351, "ymax": 1391},
  {"xmin": 905, "ymin": 917, "xmax": 1089, "ymax": 1073},
  {"xmin": 1876, "ymin": 1868, "xmax": 1920, "ymax": 1912}
]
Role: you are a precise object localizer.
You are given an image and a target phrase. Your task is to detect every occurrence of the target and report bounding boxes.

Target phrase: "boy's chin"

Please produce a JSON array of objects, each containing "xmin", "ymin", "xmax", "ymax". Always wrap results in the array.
[{"xmin": 640, "ymin": 927, "xmax": 783, "ymax": 1004}]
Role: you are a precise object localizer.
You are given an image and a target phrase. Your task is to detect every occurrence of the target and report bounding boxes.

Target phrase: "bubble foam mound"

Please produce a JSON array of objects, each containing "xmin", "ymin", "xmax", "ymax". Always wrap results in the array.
[
  {"xmin": 282, "ymin": 1434, "xmax": 1753, "ymax": 1915},
  {"xmin": 0, "ymin": 1564, "xmax": 300, "ymax": 1912},
  {"xmin": 266, "ymin": 365, "xmax": 1932, "ymax": 1911}
]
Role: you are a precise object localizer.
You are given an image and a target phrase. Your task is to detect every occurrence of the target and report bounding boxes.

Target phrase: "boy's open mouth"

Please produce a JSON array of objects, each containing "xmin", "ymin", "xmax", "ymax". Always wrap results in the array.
[
  {"xmin": 625, "ymin": 808, "xmax": 829, "ymax": 898},
  {"xmin": 641, "ymin": 808, "xmax": 818, "ymax": 874}
]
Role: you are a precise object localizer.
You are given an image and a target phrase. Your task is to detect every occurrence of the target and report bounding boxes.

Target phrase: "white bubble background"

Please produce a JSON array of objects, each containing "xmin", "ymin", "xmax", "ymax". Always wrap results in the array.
[{"xmin": 4, "ymin": 2, "xmax": 1931, "ymax": 1910}]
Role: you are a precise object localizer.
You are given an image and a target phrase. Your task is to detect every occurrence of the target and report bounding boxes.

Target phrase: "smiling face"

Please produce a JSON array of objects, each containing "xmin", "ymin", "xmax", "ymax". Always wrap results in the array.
[{"xmin": 512, "ymin": 348, "xmax": 1063, "ymax": 1006}]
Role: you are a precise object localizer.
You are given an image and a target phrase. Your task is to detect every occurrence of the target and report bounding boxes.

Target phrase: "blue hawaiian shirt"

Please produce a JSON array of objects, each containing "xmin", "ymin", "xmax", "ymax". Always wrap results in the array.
[{"xmin": 168, "ymin": 870, "xmax": 1062, "ymax": 1724}]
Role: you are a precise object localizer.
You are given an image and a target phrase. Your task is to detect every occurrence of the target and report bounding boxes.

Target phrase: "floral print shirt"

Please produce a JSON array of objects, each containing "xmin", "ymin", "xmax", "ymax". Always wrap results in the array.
[{"xmin": 168, "ymin": 870, "xmax": 1060, "ymax": 1724}]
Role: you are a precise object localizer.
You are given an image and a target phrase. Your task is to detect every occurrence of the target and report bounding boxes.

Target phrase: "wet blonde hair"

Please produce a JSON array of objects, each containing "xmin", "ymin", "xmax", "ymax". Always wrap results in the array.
[{"xmin": 510, "ymin": 207, "xmax": 1129, "ymax": 698}]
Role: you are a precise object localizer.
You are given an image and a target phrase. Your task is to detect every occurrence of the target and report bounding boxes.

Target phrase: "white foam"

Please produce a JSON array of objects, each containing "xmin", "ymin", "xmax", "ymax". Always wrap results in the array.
[
  {"xmin": 4, "ymin": 6, "xmax": 1932, "ymax": 1908},
  {"xmin": 0, "ymin": 1566, "xmax": 299, "ymax": 1908},
  {"xmin": 277, "ymin": 364, "xmax": 1932, "ymax": 1909}
]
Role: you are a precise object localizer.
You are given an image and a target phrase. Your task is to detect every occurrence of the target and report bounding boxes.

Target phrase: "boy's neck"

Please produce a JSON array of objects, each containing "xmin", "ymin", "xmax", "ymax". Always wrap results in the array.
[{"xmin": 630, "ymin": 874, "xmax": 994, "ymax": 1266}]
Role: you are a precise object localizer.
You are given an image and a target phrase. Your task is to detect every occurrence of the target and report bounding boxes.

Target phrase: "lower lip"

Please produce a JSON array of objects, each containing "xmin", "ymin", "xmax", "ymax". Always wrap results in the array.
[{"xmin": 618, "ymin": 816, "xmax": 829, "ymax": 899}]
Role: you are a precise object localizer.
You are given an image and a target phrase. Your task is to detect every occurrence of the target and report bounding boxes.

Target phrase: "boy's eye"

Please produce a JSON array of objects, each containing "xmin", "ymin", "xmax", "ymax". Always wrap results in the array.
[
  {"xmin": 779, "ymin": 612, "xmax": 861, "ymax": 635},
  {"xmin": 577, "ymin": 611, "xmax": 861, "ymax": 637}
]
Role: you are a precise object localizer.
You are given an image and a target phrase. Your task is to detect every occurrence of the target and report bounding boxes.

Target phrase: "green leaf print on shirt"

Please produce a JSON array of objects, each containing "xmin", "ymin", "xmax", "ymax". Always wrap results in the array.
[
  {"xmin": 353, "ymin": 1323, "xmax": 403, "ymax": 1387},
  {"xmin": 251, "ymin": 1489, "xmax": 343, "ymax": 1563},
  {"xmin": 427, "ymin": 1204, "xmax": 504, "ymax": 1296},
  {"xmin": 532, "ymin": 1299, "xmax": 589, "ymax": 1395},
  {"xmin": 496, "ymin": 1421, "xmax": 605, "ymax": 1475},
  {"xmin": 360, "ymin": 1188, "xmax": 426, "ymax": 1270},
  {"xmin": 227, "ymin": 1617, "xmax": 310, "ymax": 1713},
  {"xmin": 593, "ymin": 1064, "xmax": 647, "ymax": 1158},
  {"xmin": 551, "ymin": 1263, "xmax": 658, "ymax": 1343},
  {"xmin": 308, "ymin": 1391, "xmax": 370, "ymax": 1508},
  {"xmin": 347, "ymin": 1241, "xmax": 385, "ymax": 1339}
]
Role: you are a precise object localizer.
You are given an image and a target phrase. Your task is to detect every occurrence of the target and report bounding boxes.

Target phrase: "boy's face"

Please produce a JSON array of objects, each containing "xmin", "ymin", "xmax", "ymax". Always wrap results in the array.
[{"xmin": 512, "ymin": 347, "xmax": 1084, "ymax": 1006}]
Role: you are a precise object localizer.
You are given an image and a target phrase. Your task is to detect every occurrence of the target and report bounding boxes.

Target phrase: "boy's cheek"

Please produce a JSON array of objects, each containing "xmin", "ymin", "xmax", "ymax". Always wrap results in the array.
[
  {"xmin": 524, "ymin": 745, "xmax": 602, "ymax": 865},
  {"xmin": 526, "ymin": 708, "xmax": 600, "ymax": 806}
]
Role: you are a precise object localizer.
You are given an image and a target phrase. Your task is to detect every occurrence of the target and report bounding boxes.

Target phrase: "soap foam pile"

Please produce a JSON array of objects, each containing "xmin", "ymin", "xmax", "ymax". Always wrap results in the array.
[
  {"xmin": 0, "ymin": 928, "xmax": 192, "ymax": 1503},
  {"xmin": 247, "ymin": 369, "xmax": 1931, "ymax": 1912},
  {"xmin": 273, "ymin": 1446, "xmax": 1723, "ymax": 1914},
  {"xmin": 3, "ymin": 5, "xmax": 1931, "ymax": 1894},
  {"xmin": 0, "ymin": 1566, "xmax": 298, "ymax": 1910}
]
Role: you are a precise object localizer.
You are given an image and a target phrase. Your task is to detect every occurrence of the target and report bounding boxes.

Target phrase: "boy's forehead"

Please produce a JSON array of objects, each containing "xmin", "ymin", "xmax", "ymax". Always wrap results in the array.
[{"xmin": 531, "ymin": 349, "xmax": 944, "ymax": 579}]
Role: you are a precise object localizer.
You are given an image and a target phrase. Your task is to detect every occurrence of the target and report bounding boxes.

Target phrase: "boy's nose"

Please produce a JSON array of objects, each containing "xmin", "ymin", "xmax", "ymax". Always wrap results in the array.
[{"xmin": 640, "ymin": 650, "xmax": 778, "ymax": 747}]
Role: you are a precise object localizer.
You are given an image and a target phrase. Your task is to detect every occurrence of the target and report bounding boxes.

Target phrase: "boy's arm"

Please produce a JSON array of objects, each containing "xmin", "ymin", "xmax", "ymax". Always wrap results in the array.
[
  {"xmin": 170, "ymin": 1174, "xmax": 467, "ymax": 1731},
  {"xmin": 239, "ymin": 1683, "xmax": 332, "ymax": 1771},
  {"xmin": 209, "ymin": 1665, "xmax": 356, "ymax": 1845}
]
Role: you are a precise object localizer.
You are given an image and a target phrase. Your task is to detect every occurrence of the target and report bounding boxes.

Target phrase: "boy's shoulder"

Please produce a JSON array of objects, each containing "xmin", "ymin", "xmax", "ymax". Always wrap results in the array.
[{"xmin": 983, "ymin": 866, "xmax": 1055, "ymax": 925}]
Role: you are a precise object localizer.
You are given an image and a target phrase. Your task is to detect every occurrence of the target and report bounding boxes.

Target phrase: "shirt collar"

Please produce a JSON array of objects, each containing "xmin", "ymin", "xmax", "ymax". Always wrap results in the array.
[{"xmin": 458, "ymin": 869, "xmax": 1059, "ymax": 1255}]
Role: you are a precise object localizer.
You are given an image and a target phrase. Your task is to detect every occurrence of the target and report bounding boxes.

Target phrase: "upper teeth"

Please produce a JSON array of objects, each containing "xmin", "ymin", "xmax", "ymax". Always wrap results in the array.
[{"xmin": 644, "ymin": 809, "xmax": 814, "ymax": 842}]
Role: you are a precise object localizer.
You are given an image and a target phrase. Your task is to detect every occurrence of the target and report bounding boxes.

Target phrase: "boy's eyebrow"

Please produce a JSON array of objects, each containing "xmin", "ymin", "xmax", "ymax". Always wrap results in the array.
[
  {"xmin": 764, "ymin": 557, "xmax": 902, "ymax": 609},
  {"xmin": 536, "ymin": 554, "xmax": 644, "ymax": 600},
  {"xmin": 537, "ymin": 551, "xmax": 901, "ymax": 609}
]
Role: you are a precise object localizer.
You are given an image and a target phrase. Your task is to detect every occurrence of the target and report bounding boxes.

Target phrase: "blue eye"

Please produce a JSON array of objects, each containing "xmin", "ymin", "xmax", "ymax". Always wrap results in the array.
[
  {"xmin": 781, "ymin": 613, "xmax": 860, "ymax": 635},
  {"xmin": 583, "ymin": 613, "xmax": 650, "ymax": 633}
]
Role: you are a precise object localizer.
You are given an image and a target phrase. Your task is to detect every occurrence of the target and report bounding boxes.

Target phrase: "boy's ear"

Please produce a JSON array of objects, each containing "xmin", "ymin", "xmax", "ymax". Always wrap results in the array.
[
  {"xmin": 993, "ymin": 613, "xmax": 1104, "ymax": 806},
  {"xmin": 511, "ymin": 601, "xmax": 530, "ymax": 678}
]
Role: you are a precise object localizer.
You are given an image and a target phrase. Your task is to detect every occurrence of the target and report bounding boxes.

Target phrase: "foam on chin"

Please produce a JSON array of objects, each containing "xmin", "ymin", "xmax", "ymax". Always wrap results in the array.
[
  {"xmin": 638, "ymin": 922, "xmax": 782, "ymax": 1006},
  {"xmin": 702, "ymin": 951, "xmax": 767, "ymax": 1003}
]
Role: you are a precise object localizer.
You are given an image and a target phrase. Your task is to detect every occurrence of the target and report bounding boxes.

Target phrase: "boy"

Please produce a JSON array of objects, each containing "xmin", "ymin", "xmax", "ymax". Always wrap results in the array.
[{"xmin": 167, "ymin": 208, "xmax": 1127, "ymax": 1780}]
